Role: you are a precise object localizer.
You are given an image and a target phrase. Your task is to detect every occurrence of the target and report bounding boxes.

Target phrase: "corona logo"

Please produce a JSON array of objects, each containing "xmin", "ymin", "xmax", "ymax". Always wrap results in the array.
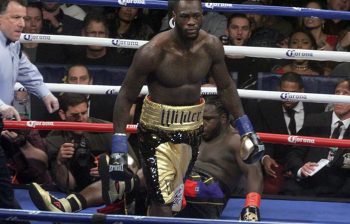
[
  {"xmin": 23, "ymin": 34, "xmax": 32, "ymax": 41},
  {"xmin": 288, "ymin": 136, "xmax": 315, "ymax": 144},
  {"xmin": 105, "ymin": 89, "xmax": 116, "ymax": 95},
  {"xmin": 204, "ymin": 3, "xmax": 214, "ymax": 9},
  {"xmin": 26, "ymin": 121, "xmax": 54, "ymax": 128},
  {"xmin": 204, "ymin": 2, "xmax": 231, "ymax": 9},
  {"xmin": 112, "ymin": 39, "xmax": 120, "ymax": 46},
  {"xmin": 117, "ymin": 0, "xmax": 145, "ymax": 6},
  {"xmin": 280, "ymin": 92, "xmax": 307, "ymax": 100},
  {"xmin": 286, "ymin": 50, "xmax": 313, "ymax": 58}
]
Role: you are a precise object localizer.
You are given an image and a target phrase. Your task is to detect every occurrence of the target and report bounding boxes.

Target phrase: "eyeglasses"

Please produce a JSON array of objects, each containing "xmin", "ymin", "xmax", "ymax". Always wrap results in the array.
[{"xmin": 65, "ymin": 111, "xmax": 88, "ymax": 121}]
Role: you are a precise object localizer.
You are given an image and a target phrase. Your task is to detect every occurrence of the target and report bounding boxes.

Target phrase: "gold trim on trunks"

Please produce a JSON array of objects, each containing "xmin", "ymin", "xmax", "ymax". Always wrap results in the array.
[{"xmin": 140, "ymin": 96, "xmax": 204, "ymax": 131}]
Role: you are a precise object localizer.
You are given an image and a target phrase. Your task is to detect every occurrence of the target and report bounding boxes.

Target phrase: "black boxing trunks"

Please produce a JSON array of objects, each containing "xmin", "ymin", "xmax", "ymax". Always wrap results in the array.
[{"xmin": 138, "ymin": 96, "xmax": 204, "ymax": 211}]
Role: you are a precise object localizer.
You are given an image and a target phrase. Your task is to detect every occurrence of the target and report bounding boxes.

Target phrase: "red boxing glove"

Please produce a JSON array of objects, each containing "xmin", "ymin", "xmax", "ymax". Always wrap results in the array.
[{"xmin": 239, "ymin": 192, "xmax": 261, "ymax": 221}]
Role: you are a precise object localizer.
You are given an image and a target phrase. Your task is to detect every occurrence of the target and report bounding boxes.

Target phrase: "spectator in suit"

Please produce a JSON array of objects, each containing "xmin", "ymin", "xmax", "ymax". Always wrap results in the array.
[
  {"xmin": 259, "ymin": 72, "xmax": 325, "ymax": 194},
  {"xmin": 283, "ymin": 78, "xmax": 350, "ymax": 197}
]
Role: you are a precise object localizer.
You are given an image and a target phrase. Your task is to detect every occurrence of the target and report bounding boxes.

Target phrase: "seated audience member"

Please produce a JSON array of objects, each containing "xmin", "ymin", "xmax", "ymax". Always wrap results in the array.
[
  {"xmin": 63, "ymin": 64, "xmax": 117, "ymax": 122},
  {"xmin": 176, "ymin": 95, "xmax": 263, "ymax": 221},
  {"xmin": 283, "ymin": 78, "xmax": 350, "ymax": 197},
  {"xmin": 221, "ymin": 13, "xmax": 283, "ymax": 90},
  {"xmin": 69, "ymin": 12, "xmax": 121, "ymax": 67},
  {"xmin": 110, "ymin": 6, "xmax": 155, "ymax": 67},
  {"xmin": 41, "ymin": 2, "xmax": 83, "ymax": 35},
  {"xmin": 45, "ymin": 93, "xmax": 112, "ymax": 192},
  {"xmin": 1, "ymin": 129, "xmax": 52, "ymax": 186},
  {"xmin": 243, "ymin": 0, "xmax": 293, "ymax": 38},
  {"xmin": 272, "ymin": 30, "xmax": 328, "ymax": 76},
  {"xmin": 323, "ymin": 0, "xmax": 350, "ymax": 36},
  {"xmin": 301, "ymin": 0, "xmax": 338, "ymax": 51},
  {"xmin": 22, "ymin": 2, "xmax": 67, "ymax": 63},
  {"xmin": 222, "ymin": 13, "xmax": 256, "ymax": 89},
  {"xmin": 31, "ymin": 64, "xmax": 117, "ymax": 123},
  {"xmin": 258, "ymin": 72, "xmax": 325, "ymax": 194}
]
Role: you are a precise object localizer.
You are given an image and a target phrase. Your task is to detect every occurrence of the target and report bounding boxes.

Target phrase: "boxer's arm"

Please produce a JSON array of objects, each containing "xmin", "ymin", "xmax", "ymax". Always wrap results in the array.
[
  {"xmin": 209, "ymin": 37, "xmax": 264, "ymax": 164},
  {"xmin": 111, "ymin": 43, "xmax": 158, "ymax": 181},
  {"xmin": 113, "ymin": 43, "xmax": 158, "ymax": 133},
  {"xmin": 234, "ymin": 136, "xmax": 263, "ymax": 221}
]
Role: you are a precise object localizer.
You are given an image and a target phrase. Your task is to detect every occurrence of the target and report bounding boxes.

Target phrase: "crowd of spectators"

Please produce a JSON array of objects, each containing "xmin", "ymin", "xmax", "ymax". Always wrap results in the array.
[{"xmin": 3, "ymin": 0, "xmax": 350, "ymax": 218}]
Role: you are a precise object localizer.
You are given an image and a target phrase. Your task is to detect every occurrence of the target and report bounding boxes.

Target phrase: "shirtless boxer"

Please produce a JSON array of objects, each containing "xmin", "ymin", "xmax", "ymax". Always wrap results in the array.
[{"xmin": 107, "ymin": 0, "xmax": 264, "ymax": 217}]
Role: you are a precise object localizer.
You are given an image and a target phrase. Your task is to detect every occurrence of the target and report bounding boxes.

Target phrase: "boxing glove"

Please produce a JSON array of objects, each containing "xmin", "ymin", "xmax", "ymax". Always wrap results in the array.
[
  {"xmin": 235, "ymin": 115, "xmax": 265, "ymax": 164},
  {"xmin": 240, "ymin": 192, "xmax": 261, "ymax": 221},
  {"xmin": 109, "ymin": 133, "xmax": 132, "ymax": 181}
]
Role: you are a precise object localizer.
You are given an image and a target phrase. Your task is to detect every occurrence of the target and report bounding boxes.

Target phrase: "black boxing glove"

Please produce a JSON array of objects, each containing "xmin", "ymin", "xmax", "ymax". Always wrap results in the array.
[
  {"xmin": 109, "ymin": 133, "xmax": 133, "ymax": 181},
  {"xmin": 240, "ymin": 192, "xmax": 261, "ymax": 221},
  {"xmin": 235, "ymin": 115, "xmax": 265, "ymax": 164}
]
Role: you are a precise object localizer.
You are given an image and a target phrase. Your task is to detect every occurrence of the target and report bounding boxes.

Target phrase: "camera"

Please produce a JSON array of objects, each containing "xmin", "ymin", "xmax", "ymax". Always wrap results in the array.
[{"xmin": 73, "ymin": 136, "xmax": 92, "ymax": 167}]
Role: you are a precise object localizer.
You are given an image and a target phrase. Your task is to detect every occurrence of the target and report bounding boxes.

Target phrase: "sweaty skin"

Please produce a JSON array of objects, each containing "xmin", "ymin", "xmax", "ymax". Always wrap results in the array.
[{"xmin": 113, "ymin": 0, "xmax": 245, "ymax": 217}]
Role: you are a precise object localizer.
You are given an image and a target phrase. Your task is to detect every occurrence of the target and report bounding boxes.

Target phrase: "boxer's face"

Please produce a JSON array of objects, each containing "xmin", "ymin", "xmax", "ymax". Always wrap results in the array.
[
  {"xmin": 334, "ymin": 81, "xmax": 350, "ymax": 119},
  {"xmin": 173, "ymin": 0, "xmax": 203, "ymax": 40},
  {"xmin": 0, "ymin": 1, "xmax": 26, "ymax": 41},
  {"xmin": 202, "ymin": 104, "xmax": 223, "ymax": 141}
]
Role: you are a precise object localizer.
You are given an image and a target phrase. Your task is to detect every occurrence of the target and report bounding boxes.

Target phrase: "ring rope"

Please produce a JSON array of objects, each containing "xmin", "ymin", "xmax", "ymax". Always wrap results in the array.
[
  {"xmin": 14, "ymin": 83, "xmax": 350, "ymax": 104},
  {"xmin": 19, "ymin": 34, "xmax": 350, "ymax": 62},
  {"xmin": 0, "ymin": 208, "xmax": 240, "ymax": 224},
  {"xmin": 5, "ymin": 121, "xmax": 350, "ymax": 149},
  {"xmin": 37, "ymin": 0, "xmax": 350, "ymax": 20}
]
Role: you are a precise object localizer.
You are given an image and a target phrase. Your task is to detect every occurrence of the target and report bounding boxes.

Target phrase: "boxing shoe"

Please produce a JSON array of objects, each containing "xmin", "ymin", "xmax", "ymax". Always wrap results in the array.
[{"xmin": 28, "ymin": 183, "xmax": 71, "ymax": 212}]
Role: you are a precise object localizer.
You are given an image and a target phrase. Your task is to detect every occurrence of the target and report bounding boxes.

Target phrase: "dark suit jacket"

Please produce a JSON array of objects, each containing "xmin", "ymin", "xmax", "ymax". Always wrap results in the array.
[
  {"xmin": 257, "ymin": 100, "xmax": 325, "ymax": 165},
  {"xmin": 285, "ymin": 111, "xmax": 350, "ymax": 197}
]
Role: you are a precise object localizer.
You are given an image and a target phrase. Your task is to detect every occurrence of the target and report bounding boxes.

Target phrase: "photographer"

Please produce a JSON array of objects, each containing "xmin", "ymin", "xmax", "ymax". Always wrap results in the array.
[{"xmin": 45, "ymin": 93, "xmax": 112, "ymax": 192}]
